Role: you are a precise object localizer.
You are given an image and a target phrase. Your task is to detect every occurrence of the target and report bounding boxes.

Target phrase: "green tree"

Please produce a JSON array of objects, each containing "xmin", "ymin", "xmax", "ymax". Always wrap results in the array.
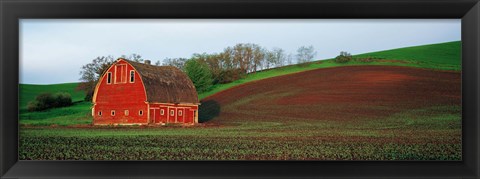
[
  {"xmin": 191, "ymin": 53, "xmax": 224, "ymax": 84},
  {"xmin": 184, "ymin": 59, "xmax": 213, "ymax": 93}
]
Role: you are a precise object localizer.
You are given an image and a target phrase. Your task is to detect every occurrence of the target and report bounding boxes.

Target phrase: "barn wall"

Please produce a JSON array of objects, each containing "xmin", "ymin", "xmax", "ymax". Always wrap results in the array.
[
  {"xmin": 93, "ymin": 60, "xmax": 148, "ymax": 125},
  {"xmin": 148, "ymin": 103, "xmax": 198, "ymax": 125}
]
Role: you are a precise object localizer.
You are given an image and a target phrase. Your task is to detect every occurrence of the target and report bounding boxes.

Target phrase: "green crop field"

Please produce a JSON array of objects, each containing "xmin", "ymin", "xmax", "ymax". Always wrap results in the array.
[
  {"xmin": 19, "ymin": 41, "xmax": 462, "ymax": 160},
  {"xmin": 20, "ymin": 117, "xmax": 460, "ymax": 160}
]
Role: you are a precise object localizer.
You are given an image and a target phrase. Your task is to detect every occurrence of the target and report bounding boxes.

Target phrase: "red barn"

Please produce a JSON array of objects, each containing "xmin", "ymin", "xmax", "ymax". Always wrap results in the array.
[{"xmin": 92, "ymin": 58, "xmax": 199, "ymax": 125}]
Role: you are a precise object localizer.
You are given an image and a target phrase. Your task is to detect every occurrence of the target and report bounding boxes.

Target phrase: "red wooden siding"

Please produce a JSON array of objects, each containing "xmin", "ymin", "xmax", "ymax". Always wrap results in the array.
[
  {"xmin": 148, "ymin": 103, "xmax": 198, "ymax": 125},
  {"xmin": 93, "ymin": 60, "xmax": 148, "ymax": 125}
]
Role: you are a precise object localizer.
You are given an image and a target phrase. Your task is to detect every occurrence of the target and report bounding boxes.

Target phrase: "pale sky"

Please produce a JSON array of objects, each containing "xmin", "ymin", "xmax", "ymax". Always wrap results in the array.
[{"xmin": 20, "ymin": 19, "xmax": 461, "ymax": 84}]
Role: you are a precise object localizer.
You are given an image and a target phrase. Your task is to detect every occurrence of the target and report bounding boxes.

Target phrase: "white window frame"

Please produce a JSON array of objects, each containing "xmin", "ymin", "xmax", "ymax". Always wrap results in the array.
[
  {"xmin": 178, "ymin": 110, "xmax": 183, "ymax": 116},
  {"xmin": 98, "ymin": 111, "xmax": 102, "ymax": 116},
  {"xmin": 170, "ymin": 110, "xmax": 174, "ymax": 116},
  {"xmin": 125, "ymin": 110, "xmax": 129, "ymax": 116},
  {"xmin": 160, "ymin": 109, "xmax": 164, "ymax": 115},
  {"xmin": 111, "ymin": 110, "xmax": 115, "ymax": 116},
  {"xmin": 139, "ymin": 110, "xmax": 143, "ymax": 116},
  {"xmin": 129, "ymin": 70, "xmax": 135, "ymax": 83}
]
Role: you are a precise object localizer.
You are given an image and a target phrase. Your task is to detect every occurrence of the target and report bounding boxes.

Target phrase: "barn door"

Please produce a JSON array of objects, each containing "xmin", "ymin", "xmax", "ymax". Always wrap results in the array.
[
  {"xmin": 159, "ymin": 107, "xmax": 167, "ymax": 123},
  {"xmin": 177, "ymin": 108, "xmax": 185, "ymax": 123},
  {"xmin": 168, "ymin": 108, "xmax": 176, "ymax": 123},
  {"xmin": 149, "ymin": 108, "xmax": 159, "ymax": 124}
]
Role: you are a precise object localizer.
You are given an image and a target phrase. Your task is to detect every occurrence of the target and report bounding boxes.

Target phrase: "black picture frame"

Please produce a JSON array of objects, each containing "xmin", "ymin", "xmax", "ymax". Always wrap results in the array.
[{"xmin": 1, "ymin": 0, "xmax": 479, "ymax": 178}]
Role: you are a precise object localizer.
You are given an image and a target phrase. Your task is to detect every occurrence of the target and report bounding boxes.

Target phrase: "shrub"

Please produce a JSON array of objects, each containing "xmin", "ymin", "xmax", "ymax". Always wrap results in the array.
[
  {"xmin": 27, "ymin": 100, "xmax": 42, "ymax": 112},
  {"xmin": 334, "ymin": 51, "xmax": 353, "ymax": 63},
  {"xmin": 218, "ymin": 68, "xmax": 245, "ymax": 84},
  {"xmin": 356, "ymin": 57, "xmax": 375, "ymax": 63},
  {"xmin": 27, "ymin": 92, "xmax": 73, "ymax": 112},
  {"xmin": 53, "ymin": 92, "xmax": 73, "ymax": 107}
]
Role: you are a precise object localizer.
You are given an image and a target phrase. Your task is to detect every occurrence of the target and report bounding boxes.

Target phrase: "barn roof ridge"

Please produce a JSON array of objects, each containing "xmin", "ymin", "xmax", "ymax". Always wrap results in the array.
[{"xmin": 118, "ymin": 58, "xmax": 199, "ymax": 104}]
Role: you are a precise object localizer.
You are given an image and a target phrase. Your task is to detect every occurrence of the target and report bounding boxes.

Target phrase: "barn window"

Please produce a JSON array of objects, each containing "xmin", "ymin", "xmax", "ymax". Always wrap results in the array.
[
  {"xmin": 160, "ymin": 109, "xmax": 164, "ymax": 115},
  {"xmin": 170, "ymin": 110, "xmax": 174, "ymax": 116},
  {"xmin": 130, "ymin": 70, "xmax": 135, "ymax": 83},
  {"xmin": 125, "ymin": 110, "xmax": 129, "ymax": 116},
  {"xmin": 111, "ymin": 110, "xmax": 115, "ymax": 116},
  {"xmin": 107, "ymin": 72, "xmax": 112, "ymax": 84},
  {"xmin": 178, "ymin": 110, "xmax": 183, "ymax": 116},
  {"xmin": 98, "ymin": 111, "xmax": 102, "ymax": 116},
  {"xmin": 139, "ymin": 110, "xmax": 143, "ymax": 116}
]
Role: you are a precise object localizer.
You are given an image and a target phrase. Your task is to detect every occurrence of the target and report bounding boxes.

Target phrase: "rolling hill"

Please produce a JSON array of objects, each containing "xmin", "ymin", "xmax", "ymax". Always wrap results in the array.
[
  {"xmin": 200, "ymin": 65, "xmax": 461, "ymax": 125},
  {"xmin": 19, "ymin": 83, "xmax": 91, "ymax": 126},
  {"xmin": 199, "ymin": 41, "xmax": 461, "ymax": 99},
  {"xmin": 19, "ymin": 42, "xmax": 462, "ymax": 160},
  {"xmin": 19, "ymin": 83, "xmax": 85, "ymax": 111},
  {"xmin": 19, "ymin": 41, "xmax": 461, "ymax": 126},
  {"xmin": 355, "ymin": 41, "xmax": 461, "ymax": 69}
]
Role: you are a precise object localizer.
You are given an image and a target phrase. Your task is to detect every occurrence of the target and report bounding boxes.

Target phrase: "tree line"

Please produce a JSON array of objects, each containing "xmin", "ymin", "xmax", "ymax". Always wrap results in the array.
[
  {"xmin": 78, "ymin": 44, "xmax": 317, "ymax": 101},
  {"xmin": 160, "ymin": 44, "xmax": 316, "ymax": 84}
]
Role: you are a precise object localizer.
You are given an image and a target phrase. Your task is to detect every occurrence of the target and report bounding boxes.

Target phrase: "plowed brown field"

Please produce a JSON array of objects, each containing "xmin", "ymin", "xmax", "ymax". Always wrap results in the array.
[{"xmin": 201, "ymin": 66, "xmax": 460, "ymax": 125}]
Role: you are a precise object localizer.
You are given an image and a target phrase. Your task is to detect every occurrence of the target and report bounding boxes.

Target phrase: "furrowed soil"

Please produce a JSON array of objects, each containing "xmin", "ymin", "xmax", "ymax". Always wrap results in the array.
[
  {"xmin": 20, "ymin": 66, "xmax": 461, "ymax": 160},
  {"xmin": 201, "ymin": 66, "xmax": 460, "ymax": 125}
]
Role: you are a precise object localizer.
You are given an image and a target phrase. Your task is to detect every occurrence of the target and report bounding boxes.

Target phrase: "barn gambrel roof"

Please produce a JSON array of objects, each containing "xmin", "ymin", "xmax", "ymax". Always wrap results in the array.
[{"xmin": 122, "ymin": 59, "xmax": 199, "ymax": 104}]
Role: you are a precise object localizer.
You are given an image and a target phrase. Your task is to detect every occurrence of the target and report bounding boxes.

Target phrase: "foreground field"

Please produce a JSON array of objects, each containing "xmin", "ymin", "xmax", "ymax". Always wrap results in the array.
[
  {"xmin": 20, "ymin": 125, "xmax": 460, "ymax": 160},
  {"xmin": 20, "ymin": 66, "xmax": 461, "ymax": 160}
]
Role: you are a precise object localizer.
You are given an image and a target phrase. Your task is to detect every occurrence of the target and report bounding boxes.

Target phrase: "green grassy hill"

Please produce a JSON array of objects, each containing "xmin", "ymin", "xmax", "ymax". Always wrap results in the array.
[
  {"xmin": 199, "ymin": 41, "xmax": 461, "ymax": 99},
  {"xmin": 355, "ymin": 41, "xmax": 461, "ymax": 70},
  {"xmin": 19, "ymin": 83, "xmax": 85, "ymax": 111},
  {"xmin": 19, "ymin": 41, "xmax": 461, "ymax": 126},
  {"xmin": 19, "ymin": 83, "xmax": 91, "ymax": 126}
]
